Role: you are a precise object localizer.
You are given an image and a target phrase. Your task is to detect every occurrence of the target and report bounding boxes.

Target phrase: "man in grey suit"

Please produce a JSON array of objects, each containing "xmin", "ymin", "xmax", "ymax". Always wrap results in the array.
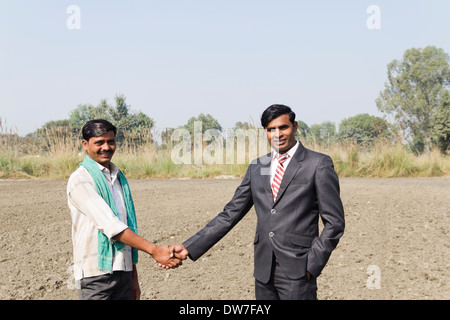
[{"xmin": 173, "ymin": 104, "xmax": 345, "ymax": 300}]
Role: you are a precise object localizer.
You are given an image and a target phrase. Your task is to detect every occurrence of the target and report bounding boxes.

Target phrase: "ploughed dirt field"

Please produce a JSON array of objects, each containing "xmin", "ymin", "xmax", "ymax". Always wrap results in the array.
[{"xmin": 0, "ymin": 177, "xmax": 448, "ymax": 300}]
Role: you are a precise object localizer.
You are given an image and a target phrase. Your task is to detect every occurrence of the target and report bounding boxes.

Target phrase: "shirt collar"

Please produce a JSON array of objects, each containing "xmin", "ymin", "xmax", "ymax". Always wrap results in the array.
[
  {"xmin": 96, "ymin": 161, "xmax": 119, "ymax": 176},
  {"xmin": 272, "ymin": 140, "xmax": 299, "ymax": 160}
]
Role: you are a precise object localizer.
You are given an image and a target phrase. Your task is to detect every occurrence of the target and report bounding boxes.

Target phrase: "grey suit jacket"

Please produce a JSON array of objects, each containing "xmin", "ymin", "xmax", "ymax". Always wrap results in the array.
[{"xmin": 183, "ymin": 141, "xmax": 345, "ymax": 283}]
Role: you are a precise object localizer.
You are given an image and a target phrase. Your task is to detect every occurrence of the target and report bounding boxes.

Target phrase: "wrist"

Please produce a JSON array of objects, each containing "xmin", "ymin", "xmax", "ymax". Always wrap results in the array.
[{"xmin": 145, "ymin": 242, "xmax": 158, "ymax": 256}]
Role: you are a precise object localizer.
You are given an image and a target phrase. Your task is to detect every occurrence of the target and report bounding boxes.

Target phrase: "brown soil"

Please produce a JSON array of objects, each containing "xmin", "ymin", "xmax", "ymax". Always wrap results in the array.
[{"xmin": 0, "ymin": 177, "xmax": 448, "ymax": 299}]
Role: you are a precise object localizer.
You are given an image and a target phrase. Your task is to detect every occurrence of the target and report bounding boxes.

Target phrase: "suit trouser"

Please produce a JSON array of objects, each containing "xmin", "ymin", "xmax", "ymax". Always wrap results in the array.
[
  {"xmin": 255, "ymin": 255, "xmax": 317, "ymax": 300},
  {"xmin": 77, "ymin": 271, "xmax": 133, "ymax": 300}
]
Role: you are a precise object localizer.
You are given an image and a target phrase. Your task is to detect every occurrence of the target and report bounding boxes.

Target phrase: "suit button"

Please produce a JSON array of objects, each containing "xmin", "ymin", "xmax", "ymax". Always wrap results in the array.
[
  {"xmin": 271, "ymin": 209, "xmax": 276, "ymax": 214},
  {"xmin": 269, "ymin": 232, "xmax": 274, "ymax": 237}
]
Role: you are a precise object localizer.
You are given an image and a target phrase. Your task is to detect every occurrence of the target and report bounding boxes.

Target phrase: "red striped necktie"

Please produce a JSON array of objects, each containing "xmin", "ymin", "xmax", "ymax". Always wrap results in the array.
[{"xmin": 272, "ymin": 154, "xmax": 289, "ymax": 200}]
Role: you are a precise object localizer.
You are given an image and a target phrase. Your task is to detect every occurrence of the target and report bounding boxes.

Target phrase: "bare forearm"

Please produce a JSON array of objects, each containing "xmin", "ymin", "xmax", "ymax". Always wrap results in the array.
[
  {"xmin": 113, "ymin": 228, "xmax": 181, "ymax": 268},
  {"xmin": 113, "ymin": 228, "xmax": 157, "ymax": 255}
]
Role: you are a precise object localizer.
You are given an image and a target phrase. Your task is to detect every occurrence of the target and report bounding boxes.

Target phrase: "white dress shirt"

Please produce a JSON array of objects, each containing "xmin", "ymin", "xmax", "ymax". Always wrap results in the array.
[{"xmin": 67, "ymin": 161, "xmax": 133, "ymax": 281}]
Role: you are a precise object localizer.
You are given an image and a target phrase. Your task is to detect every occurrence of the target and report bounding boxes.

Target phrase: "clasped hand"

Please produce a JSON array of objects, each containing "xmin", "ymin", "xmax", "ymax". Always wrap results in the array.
[{"xmin": 152, "ymin": 244, "xmax": 189, "ymax": 269}]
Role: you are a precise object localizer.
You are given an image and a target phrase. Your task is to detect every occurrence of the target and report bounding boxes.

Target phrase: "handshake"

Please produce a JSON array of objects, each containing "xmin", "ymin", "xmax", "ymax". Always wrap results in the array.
[{"xmin": 152, "ymin": 244, "xmax": 189, "ymax": 269}]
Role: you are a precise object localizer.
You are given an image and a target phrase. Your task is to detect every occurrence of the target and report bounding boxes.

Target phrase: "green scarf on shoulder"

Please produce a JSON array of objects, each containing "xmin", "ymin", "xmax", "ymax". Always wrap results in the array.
[{"xmin": 80, "ymin": 155, "xmax": 138, "ymax": 272}]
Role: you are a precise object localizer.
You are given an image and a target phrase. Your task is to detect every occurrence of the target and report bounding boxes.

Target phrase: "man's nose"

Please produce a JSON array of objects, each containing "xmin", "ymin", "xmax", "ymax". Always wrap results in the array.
[{"xmin": 274, "ymin": 129, "xmax": 281, "ymax": 138}]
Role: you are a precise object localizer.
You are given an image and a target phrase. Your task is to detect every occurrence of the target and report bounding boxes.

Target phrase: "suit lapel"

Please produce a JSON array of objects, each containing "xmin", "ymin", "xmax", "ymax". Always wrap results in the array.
[{"xmin": 273, "ymin": 142, "xmax": 306, "ymax": 206}]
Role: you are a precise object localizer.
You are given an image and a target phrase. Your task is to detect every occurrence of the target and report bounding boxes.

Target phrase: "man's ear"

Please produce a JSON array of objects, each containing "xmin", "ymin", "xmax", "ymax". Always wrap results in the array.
[{"xmin": 82, "ymin": 139, "xmax": 88, "ymax": 151}]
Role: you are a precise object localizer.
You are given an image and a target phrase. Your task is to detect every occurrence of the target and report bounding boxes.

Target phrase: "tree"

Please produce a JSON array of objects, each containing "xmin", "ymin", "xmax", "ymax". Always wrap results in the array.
[
  {"xmin": 430, "ymin": 89, "xmax": 450, "ymax": 153},
  {"xmin": 338, "ymin": 113, "xmax": 388, "ymax": 145},
  {"xmin": 295, "ymin": 120, "xmax": 310, "ymax": 140},
  {"xmin": 234, "ymin": 121, "xmax": 252, "ymax": 130},
  {"xmin": 310, "ymin": 121, "xmax": 336, "ymax": 145},
  {"xmin": 67, "ymin": 94, "xmax": 154, "ymax": 143},
  {"xmin": 183, "ymin": 113, "xmax": 222, "ymax": 136},
  {"xmin": 68, "ymin": 102, "xmax": 113, "ymax": 129},
  {"xmin": 376, "ymin": 46, "xmax": 450, "ymax": 152},
  {"xmin": 69, "ymin": 100, "xmax": 114, "ymax": 129}
]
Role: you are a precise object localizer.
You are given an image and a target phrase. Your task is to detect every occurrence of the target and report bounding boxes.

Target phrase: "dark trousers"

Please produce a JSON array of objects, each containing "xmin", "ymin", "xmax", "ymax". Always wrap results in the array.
[
  {"xmin": 255, "ymin": 256, "xmax": 317, "ymax": 300},
  {"xmin": 77, "ymin": 271, "xmax": 133, "ymax": 300}
]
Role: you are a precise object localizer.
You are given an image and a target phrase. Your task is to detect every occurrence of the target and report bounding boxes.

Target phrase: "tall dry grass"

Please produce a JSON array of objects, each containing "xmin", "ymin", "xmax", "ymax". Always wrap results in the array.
[
  {"xmin": 0, "ymin": 120, "xmax": 82, "ymax": 178},
  {"xmin": 325, "ymin": 141, "xmax": 449, "ymax": 177},
  {"xmin": 0, "ymin": 119, "xmax": 449, "ymax": 179}
]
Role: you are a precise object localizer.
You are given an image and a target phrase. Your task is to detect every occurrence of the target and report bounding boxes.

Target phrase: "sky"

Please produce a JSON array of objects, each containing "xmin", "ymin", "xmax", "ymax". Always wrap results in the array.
[{"xmin": 1, "ymin": 0, "xmax": 450, "ymax": 136}]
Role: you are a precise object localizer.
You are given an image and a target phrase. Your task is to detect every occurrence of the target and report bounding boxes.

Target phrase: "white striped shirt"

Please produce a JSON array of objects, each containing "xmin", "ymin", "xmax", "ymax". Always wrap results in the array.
[{"xmin": 67, "ymin": 162, "xmax": 133, "ymax": 281}]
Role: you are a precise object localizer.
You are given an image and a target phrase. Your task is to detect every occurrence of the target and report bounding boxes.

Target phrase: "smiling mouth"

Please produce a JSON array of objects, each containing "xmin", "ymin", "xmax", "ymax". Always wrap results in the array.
[
  {"xmin": 98, "ymin": 152, "xmax": 112, "ymax": 157},
  {"xmin": 273, "ymin": 139, "xmax": 287, "ymax": 145}
]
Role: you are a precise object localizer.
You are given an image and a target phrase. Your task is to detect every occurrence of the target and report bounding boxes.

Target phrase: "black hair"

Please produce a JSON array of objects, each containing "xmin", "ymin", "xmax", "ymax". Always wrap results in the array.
[
  {"xmin": 81, "ymin": 119, "xmax": 117, "ymax": 141},
  {"xmin": 260, "ymin": 104, "xmax": 296, "ymax": 128}
]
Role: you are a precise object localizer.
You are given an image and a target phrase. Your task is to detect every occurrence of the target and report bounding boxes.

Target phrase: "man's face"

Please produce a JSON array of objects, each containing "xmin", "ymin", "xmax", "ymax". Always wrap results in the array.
[
  {"xmin": 82, "ymin": 130, "xmax": 116, "ymax": 168},
  {"xmin": 265, "ymin": 114, "xmax": 298, "ymax": 154}
]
